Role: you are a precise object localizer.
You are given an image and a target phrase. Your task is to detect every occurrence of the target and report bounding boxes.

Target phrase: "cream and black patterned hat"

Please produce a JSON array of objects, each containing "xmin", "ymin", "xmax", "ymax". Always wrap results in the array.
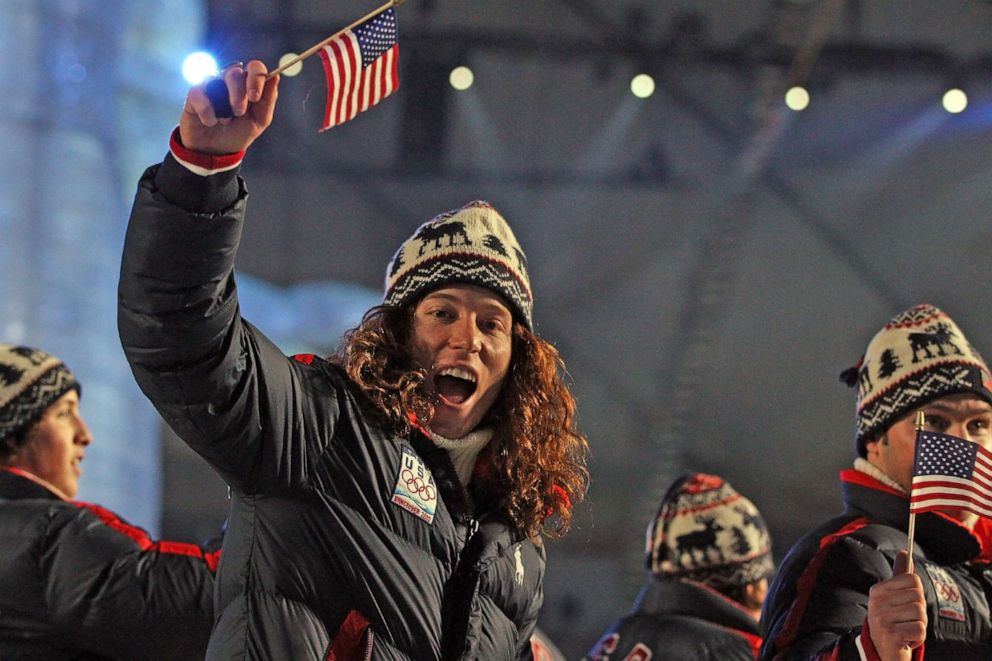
[
  {"xmin": 645, "ymin": 473, "xmax": 774, "ymax": 590},
  {"xmin": 841, "ymin": 304, "xmax": 992, "ymax": 457},
  {"xmin": 0, "ymin": 344, "xmax": 79, "ymax": 445},
  {"xmin": 383, "ymin": 201, "xmax": 533, "ymax": 328}
]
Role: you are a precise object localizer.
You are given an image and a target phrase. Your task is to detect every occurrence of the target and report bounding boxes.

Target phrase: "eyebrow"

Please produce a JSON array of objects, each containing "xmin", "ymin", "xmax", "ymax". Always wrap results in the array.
[
  {"xmin": 422, "ymin": 292, "xmax": 511, "ymax": 315},
  {"xmin": 925, "ymin": 401, "xmax": 992, "ymax": 416}
]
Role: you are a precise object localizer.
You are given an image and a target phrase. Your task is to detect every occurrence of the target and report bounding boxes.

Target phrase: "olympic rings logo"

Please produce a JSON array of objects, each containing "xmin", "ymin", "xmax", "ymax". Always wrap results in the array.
[
  {"xmin": 936, "ymin": 582, "xmax": 960, "ymax": 603},
  {"xmin": 401, "ymin": 468, "xmax": 436, "ymax": 501}
]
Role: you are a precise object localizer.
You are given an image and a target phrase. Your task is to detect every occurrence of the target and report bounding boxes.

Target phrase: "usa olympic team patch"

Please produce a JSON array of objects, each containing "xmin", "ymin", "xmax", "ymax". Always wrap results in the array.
[
  {"xmin": 923, "ymin": 563, "xmax": 965, "ymax": 622},
  {"xmin": 391, "ymin": 445, "xmax": 438, "ymax": 524}
]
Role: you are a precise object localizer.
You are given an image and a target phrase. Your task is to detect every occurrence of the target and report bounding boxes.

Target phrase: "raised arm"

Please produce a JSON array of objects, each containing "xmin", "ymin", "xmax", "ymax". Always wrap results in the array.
[{"xmin": 118, "ymin": 61, "xmax": 341, "ymax": 492}]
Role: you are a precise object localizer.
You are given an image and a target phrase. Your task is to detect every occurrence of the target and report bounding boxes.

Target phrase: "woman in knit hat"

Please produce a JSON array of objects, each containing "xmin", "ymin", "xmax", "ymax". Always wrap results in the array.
[
  {"xmin": 118, "ymin": 59, "xmax": 589, "ymax": 659},
  {"xmin": 585, "ymin": 472, "xmax": 774, "ymax": 660},
  {"xmin": 0, "ymin": 344, "xmax": 218, "ymax": 660}
]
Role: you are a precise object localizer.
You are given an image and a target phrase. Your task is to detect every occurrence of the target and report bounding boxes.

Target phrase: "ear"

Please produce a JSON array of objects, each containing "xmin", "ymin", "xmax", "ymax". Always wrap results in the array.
[
  {"xmin": 743, "ymin": 578, "xmax": 768, "ymax": 610},
  {"xmin": 864, "ymin": 432, "xmax": 886, "ymax": 458}
]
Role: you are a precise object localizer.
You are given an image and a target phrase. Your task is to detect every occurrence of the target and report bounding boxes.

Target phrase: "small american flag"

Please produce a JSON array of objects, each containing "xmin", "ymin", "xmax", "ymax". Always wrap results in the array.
[
  {"xmin": 910, "ymin": 430, "xmax": 992, "ymax": 517},
  {"xmin": 318, "ymin": 7, "xmax": 399, "ymax": 131}
]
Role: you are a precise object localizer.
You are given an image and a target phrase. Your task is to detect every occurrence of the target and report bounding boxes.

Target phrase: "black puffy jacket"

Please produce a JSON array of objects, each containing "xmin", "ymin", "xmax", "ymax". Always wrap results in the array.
[
  {"xmin": 760, "ymin": 469, "xmax": 992, "ymax": 660},
  {"xmin": 118, "ymin": 156, "xmax": 545, "ymax": 660},
  {"xmin": 585, "ymin": 577, "xmax": 762, "ymax": 660},
  {"xmin": 0, "ymin": 468, "xmax": 216, "ymax": 660}
]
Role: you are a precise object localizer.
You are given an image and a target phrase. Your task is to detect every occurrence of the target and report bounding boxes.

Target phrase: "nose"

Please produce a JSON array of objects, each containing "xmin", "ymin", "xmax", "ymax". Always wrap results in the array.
[
  {"xmin": 76, "ymin": 416, "xmax": 93, "ymax": 447},
  {"xmin": 448, "ymin": 315, "xmax": 482, "ymax": 352}
]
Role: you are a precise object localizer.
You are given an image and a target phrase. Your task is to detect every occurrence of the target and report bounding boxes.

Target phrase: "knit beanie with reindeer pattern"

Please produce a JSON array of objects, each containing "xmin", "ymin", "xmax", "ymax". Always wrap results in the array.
[
  {"xmin": 645, "ymin": 473, "xmax": 774, "ymax": 591},
  {"xmin": 840, "ymin": 304, "xmax": 992, "ymax": 457},
  {"xmin": 383, "ymin": 200, "xmax": 533, "ymax": 329}
]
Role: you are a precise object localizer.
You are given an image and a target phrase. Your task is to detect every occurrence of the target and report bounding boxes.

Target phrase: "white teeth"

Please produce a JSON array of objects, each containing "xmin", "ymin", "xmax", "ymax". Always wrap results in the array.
[{"xmin": 438, "ymin": 367, "xmax": 476, "ymax": 383}]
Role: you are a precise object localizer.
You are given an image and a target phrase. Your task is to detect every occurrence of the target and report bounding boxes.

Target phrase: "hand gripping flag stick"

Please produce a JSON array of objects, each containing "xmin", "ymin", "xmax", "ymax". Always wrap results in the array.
[{"xmin": 268, "ymin": 0, "xmax": 404, "ymax": 79}]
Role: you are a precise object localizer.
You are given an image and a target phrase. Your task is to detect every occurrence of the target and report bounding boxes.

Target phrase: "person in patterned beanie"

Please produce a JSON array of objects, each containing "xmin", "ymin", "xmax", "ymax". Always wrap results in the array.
[
  {"xmin": 761, "ymin": 304, "xmax": 992, "ymax": 660},
  {"xmin": 586, "ymin": 472, "xmax": 773, "ymax": 660},
  {"xmin": 118, "ymin": 60, "xmax": 590, "ymax": 658},
  {"xmin": 0, "ymin": 344, "xmax": 81, "ymax": 490},
  {"xmin": 0, "ymin": 343, "xmax": 219, "ymax": 660}
]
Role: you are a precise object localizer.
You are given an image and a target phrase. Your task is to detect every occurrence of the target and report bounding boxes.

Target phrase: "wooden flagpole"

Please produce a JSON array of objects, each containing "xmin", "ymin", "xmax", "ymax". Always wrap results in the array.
[
  {"xmin": 267, "ymin": 0, "xmax": 404, "ymax": 79},
  {"xmin": 904, "ymin": 410, "xmax": 926, "ymax": 571}
]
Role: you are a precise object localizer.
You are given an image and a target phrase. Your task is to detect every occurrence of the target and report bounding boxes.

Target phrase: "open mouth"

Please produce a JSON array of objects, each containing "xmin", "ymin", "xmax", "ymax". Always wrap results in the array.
[{"xmin": 434, "ymin": 367, "xmax": 477, "ymax": 405}]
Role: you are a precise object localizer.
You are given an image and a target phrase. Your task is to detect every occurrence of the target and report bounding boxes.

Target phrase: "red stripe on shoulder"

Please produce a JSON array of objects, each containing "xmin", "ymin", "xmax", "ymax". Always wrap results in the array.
[
  {"xmin": 839, "ymin": 469, "xmax": 906, "ymax": 498},
  {"xmin": 741, "ymin": 629, "xmax": 762, "ymax": 659},
  {"xmin": 73, "ymin": 501, "xmax": 220, "ymax": 572},
  {"xmin": 73, "ymin": 502, "xmax": 153, "ymax": 549},
  {"xmin": 149, "ymin": 541, "xmax": 221, "ymax": 572},
  {"xmin": 771, "ymin": 517, "xmax": 872, "ymax": 654},
  {"xmin": 293, "ymin": 353, "xmax": 316, "ymax": 365}
]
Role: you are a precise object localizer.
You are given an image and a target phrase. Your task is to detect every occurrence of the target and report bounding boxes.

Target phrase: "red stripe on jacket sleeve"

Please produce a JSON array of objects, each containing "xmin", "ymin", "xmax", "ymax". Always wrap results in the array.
[{"xmin": 169, "ymin": 126, "xmax": 244, "ymax": 176}]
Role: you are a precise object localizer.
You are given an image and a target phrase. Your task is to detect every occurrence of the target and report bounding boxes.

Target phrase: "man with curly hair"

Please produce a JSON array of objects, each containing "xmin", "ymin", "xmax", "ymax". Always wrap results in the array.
[{"xmin": 118, "ymin": 59, "xmax": 589, "ymax": 660}]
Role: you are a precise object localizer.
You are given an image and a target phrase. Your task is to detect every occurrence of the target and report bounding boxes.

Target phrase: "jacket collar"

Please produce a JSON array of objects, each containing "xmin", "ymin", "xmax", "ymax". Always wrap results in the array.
[
  {"xmin": 840, "ymin": 469, "xmax": 980, "ymax": 564},
  {"xmin": 0, "ymin": 466, "xmax": 65, "ymax": 501},
  {"xmin": 634, "ymin": 576, "xmax": 760, "ymax": 636}
]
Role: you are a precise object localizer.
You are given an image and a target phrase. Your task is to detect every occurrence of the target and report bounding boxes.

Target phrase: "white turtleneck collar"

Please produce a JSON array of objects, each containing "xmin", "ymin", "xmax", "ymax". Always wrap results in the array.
[
  {"xmin": 854, "ymin": 457, "xmax": 906, "ymax": 494},
  {"xmin": 429, "ymin": 427, "xmax": 493, "ymax": 486}
]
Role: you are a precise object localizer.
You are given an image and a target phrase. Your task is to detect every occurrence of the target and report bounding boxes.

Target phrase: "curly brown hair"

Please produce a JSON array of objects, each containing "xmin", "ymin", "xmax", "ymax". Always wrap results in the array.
[{"xmin": 332, "ymin": 304, "xmax": 590, "ymax": 539}]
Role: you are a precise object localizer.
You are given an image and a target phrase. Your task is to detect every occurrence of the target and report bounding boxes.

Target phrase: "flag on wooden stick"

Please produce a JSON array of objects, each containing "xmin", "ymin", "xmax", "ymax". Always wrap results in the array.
[{"xmin": 318, "ymin": 6, "xmax": 399, "ymax": 131}]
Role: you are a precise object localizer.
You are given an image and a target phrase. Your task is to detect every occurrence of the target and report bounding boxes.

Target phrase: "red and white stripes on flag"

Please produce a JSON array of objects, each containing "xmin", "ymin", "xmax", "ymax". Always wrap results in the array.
[
  {"xmin": 910, "ymin": 430, "xmax": 992, "ymax": 517},
  {"xmin": 318, "ymin": 7, "xmax": 399, "ymax": 131}
]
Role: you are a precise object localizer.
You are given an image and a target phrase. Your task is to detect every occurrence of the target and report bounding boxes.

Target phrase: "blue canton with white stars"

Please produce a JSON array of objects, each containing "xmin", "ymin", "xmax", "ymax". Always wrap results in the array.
[
  {"xmin": 914, "ymin": 431, "xmax": 977, "ymax": 479},
  {"xmin": 355, "ymin": 7, "xmax": 397, "ymax": 66}
]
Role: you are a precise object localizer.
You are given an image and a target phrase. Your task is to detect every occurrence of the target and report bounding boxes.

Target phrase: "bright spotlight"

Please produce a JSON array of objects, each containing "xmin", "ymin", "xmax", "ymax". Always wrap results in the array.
[
  {"xmin": 630, "ymin": 73, "xmax": 655, "ymax": 99},
  {"xmin": 942, "ymin": 88, "xmax": 968, "ymax": 114},
  {"xmin": 784, "ymin": 86, "xmax": 810, "ymax": 111},
  {"xmin": 182, "ymin": 51, "xmax": 218, "ymax": 85},
  {"xmin": 278, "ymin": 53, "xmax": 303, "ymax": 77},
  {"xmin": 449, "ymin": 66, "xmax": 474, "ymax": 91}
]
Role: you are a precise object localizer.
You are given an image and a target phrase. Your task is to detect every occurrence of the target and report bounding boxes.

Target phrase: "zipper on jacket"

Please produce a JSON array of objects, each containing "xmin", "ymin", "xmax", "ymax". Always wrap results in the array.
[{"xmin": 465, "ymin": 517, "xmax": 479, "ymax": 547}]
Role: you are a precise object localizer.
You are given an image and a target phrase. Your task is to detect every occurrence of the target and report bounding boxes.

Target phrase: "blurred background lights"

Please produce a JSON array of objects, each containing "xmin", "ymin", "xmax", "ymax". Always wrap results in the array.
[
  {"xmin": 182, "ymin": 51, "xmax": 218, "ymax": 84},
  {"xmin": 942, "ymin": 88, "xmax": 968, "ymax": 113},
  {"xmin": 278, "ymin": 53, "xmax": 303, "ymax": 77},
  {"xmin": 67, "ymin": 63, "xmax": 87, "ymax": 83},
  {"xmin": 630, "ymin": 73, "xmax": 655, "ymax": 98},
  {"xmin": 785, "ymin": 85, "xmax": 810, "ymax": 111},
  {"xmin": 449, "ymin": 65, "xmax": 474, "ymax": 91}
]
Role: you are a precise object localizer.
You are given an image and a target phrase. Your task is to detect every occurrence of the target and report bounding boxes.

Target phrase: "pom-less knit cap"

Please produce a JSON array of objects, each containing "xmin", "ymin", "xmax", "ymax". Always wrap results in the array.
[
  {"xmin": 383, "ymin": 201, "xmax": 533, "ymax": 329},
  {"xmin": 841, "ymin": 304, "xmax": 992, "ymax": 457},
  {"xmin": 645, "ymin": 473, "xmax": 774, "ymax": 590},
  {"xmin": 0, "ymin": 344, "xmax": 79, "ymax": 444}
]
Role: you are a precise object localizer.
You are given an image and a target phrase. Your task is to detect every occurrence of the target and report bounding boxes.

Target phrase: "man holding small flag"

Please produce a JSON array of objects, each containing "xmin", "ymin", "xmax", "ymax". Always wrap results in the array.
[{"xmin": 761, "ymin": 304, "xmax": 992, "ymax": 660}]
